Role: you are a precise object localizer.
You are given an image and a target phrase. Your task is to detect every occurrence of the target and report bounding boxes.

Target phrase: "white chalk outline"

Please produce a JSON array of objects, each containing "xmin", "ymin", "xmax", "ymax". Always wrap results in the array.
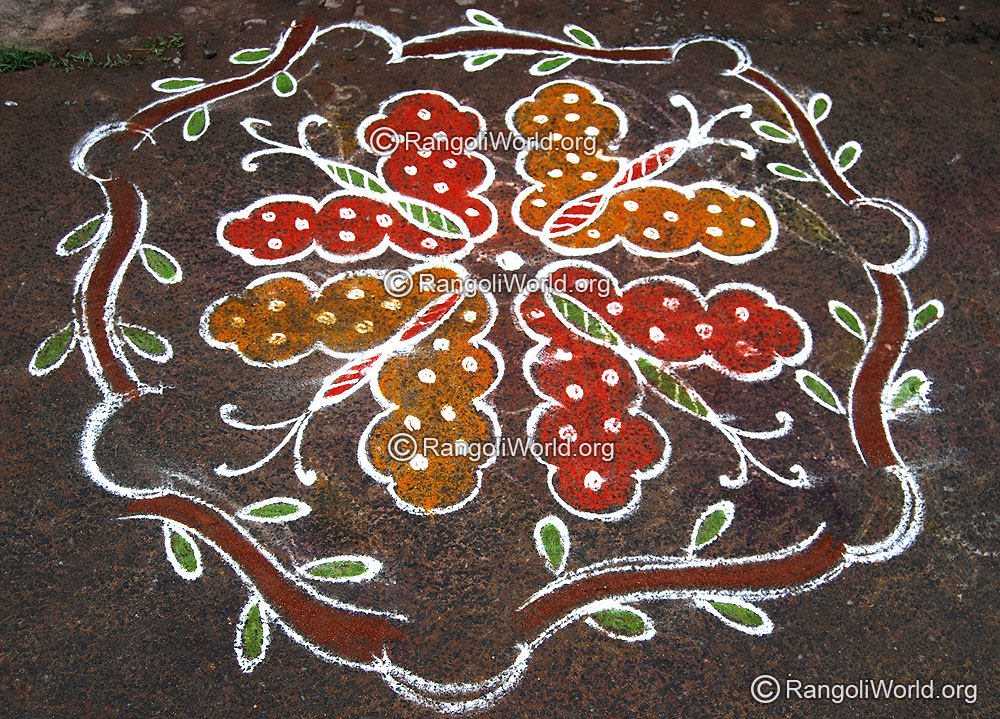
[
  {"xmin": 235, "ymin": 595, "xmax": 271, "ymax": 672},
  {"xmin": 828, "ymin": 299, "xmax": 867, "ymax": 342},
  {"xmin": 687, "ymin": 500, "xmax": 736, "ymax": 555},
  {"xmin": 28, "ymin": 320, "xmax": 79, "ymax": 377},
  {"xmin": 162, "ymin": 521, "xmax": 204, "ymax": 580},
  {"xmin": 583, "ymin": 602, "xmax": 656, "ymax": 642}
]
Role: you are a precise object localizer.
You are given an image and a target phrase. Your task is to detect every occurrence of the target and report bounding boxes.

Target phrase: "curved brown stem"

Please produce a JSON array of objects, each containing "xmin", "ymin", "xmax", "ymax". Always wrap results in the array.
[
  {"xmin": 515, "ymin": 533, "xmax": 845, "ymax": 636},
  {"xmin": 725, "ymin": 65, "xmax": 910, "ymax": 470},
  {"xmin": 128, "ymin": 494, "xmax": 409, "ymax": 664},
  {"xmin": 79, "ymin": 178, "xmax": 142, "ymax": 399},
  {"xmin": 850, "ymin": 270, "xmax": 908, "ymax": 468},
  {"xmin": 400, "ymin": 30, "xmax": 675, "ymax": 63},
  {"xmin": 735, "ymin": 66, "xmax": 861, "ymax": 203},
  {"xmin": 126, "ymin": 17, "xmax": 319, "ymax": 137}
]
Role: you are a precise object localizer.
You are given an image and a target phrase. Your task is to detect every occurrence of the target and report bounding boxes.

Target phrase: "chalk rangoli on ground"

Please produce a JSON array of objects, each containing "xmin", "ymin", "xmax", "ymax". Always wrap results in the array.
[{"xmin": 30, "ymin": 9, "xmax": 943, "ymax": 713}]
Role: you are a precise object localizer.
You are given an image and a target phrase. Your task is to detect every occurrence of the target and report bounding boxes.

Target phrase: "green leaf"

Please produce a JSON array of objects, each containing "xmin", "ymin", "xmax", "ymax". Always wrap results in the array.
[
  {"xmin": 696, "ymin": 512, "xmax": 726, "ymax": 545},
  {"xmin": 564, "ymin": 25, "xmax": 600, "ymax": 48},
  {"xmin": 911, "ymin": 300, "xmax": 943, "ymax": 334},
  {"xmin": 236, "ymin": 599, "xmax": 269, "ymax": 672},
  {"xmin": 636, "ymin": 357, "xmax": 709, "ymax": 417},
  {"xmin": 250, "ymin": 502, "xmax": 298, "ymax": 518},
  {"xmin": 243, "ymin": 605, "xmax": 264, "ymax": 657},
  {"xmin": 170, "ymin": 533, "xmax": 197, "ymax": 572},
  {"xmin": 768, "ymin": 189, "xmax": 843, "ymax": 253},
  {"xmin": 29, "ymin": 322, "xmax": 76, "ymax": 376},
  {"xmin": 690, "ymin": 501, "xmax": 734, "ymax": 552},
  {"xmin": 311, "ymin": 560, "xmax": 365, "ymax": 578},
  {"xmin": 587, "ymin": 606, "xmax": 654, "ymax": 640},
  {"xmin": 298, "ymin": 556, "xmax": 383, "ymax": 584},
  {"xmin": 151, "ymin": 77, "xmax": 203, "ymax": 92},
  {"xmin": 534, "ymin": 516, "xmax": 569, "ymax": 574},
  {"xmin": 808, "ymin": 93, "xmax": 832, "ymax": 122},
  {"xmin": 238, "ymin": 497, "xmax": 311, "ymax": 523},
  {"xmin": 57, "ymin": 215, "xmax": 105, "ymax": 255},
  {"xmin": 140, "ymin": 245, "xmax": 182, "ymax": 284},
  {"xmin": 795, "ymin": 370, "xmax": 844, "ymax": 414},
  {"xmin": 767, "ymin": 162, "xmax": 815, "ymax": 182},
  {"xmin": 164, "ymin": 525, "xmax": 201, "ymax": 579},
  {"xmin": 229, "ymin": 47, "xmax": 272, "ymax": 64},
  {"xmin": 828, "ymin": 300, "xmax": 866, "ymax": 341},
  {"xmin": 890, "ymin": 370, "xmax": 929, "ymax": 410},
  {"xmin": 540, "ymin": 525, "xmax": 564, "ymax": 567},
  {"xmin": 328, "ymin": 163, "xmax": 388, "ymax": 195},
  {"xmin": 700, "ymin": 597, "xmax": 773, "ymax": 634},
  {"xmin": 530, "ymin": 56, "xmax": 575, "ymax": 76},
  {"xmin": 120, "ymin": 324, "xmax": 172, "ymax": 362},
  {"xmin": 466, "ymin": 9, "xmax": 503, "ymax": 27},
  {"xmin": 751, "ymin": 120, "xmax": 795, "ymax": 143},
  {"xmin": 709, "ymin": 601, "xmax": 764, "ymax": 628},
  {"xmin": 548, "ymin": 293, "xmax": 619, "ymax": 346},
  {"xmin": 396, "ymin": 201, "xmax": 465, "ymax": 237},
  {"xmin": 463, "ymin": 53, "xmax": 503, "ymax": 72},
  {"xmin": 183, "ymin": 106, "xmax": 208, "ymax": 141},
  {"xmin": 272, "ymin": 71, "xmax": 296, "ymax": 98},
  {"xmin": 835, "ymin": 141, "xmax": 862, "ymax": 170},
  {"xmin": 307, "ymin": 560, "xmax": 366, "ymax": 578}
]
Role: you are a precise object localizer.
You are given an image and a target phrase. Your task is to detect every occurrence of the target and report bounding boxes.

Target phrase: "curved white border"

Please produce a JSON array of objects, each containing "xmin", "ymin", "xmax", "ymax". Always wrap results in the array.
[{"xmin": 50, "ymin": 15, "xmax": 930, "ymax": 713}]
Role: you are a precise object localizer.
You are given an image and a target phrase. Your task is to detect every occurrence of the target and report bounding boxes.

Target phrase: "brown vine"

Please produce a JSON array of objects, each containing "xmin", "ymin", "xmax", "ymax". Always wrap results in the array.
[
  {"xmin": 128, "ymin": 494, "xmax": 409, "ymax": 663},
  {"xmin": 851, "ymin": 269, "xmax": 908, "ymax": 468},
  {"xmin": 515, "ymin": 533, "xmax": 846, "ymax": 636},
  {"xmin": 399, "ymin": 30, "xmax": 675, "ymax": 63},
  {"xmin": 80, "ymin": 178, "xmax": 143, "ymax": 400},
  {"xmin": 126, "ymin": 17, "xmax": 319, "ymax": 137}
]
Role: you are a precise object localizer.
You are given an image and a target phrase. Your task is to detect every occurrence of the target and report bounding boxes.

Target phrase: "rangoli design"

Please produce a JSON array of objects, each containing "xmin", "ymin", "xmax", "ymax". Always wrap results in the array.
[{"xmin": 29, "ymin": 9, "xmax": 944, "ymax": 712}]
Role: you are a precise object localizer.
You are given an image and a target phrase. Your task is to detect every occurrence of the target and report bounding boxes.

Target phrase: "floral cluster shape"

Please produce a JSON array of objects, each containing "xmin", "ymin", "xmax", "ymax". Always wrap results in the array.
[{"xmin": 219, "ymin": 91, "xmax": 498, "ymax": 266}]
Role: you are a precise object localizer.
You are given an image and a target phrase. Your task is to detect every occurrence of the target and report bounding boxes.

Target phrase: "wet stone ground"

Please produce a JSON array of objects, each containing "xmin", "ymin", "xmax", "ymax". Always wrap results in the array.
[{"xmin": 1, "ymin": 1, "xmax": 998, "ymax": 717}]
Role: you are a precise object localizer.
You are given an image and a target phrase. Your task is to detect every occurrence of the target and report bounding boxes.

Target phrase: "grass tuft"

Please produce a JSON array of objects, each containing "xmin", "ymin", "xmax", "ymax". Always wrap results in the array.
[{"xmin": 0, "ymin": 47, "xmax": 53, "ymax": 73}]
